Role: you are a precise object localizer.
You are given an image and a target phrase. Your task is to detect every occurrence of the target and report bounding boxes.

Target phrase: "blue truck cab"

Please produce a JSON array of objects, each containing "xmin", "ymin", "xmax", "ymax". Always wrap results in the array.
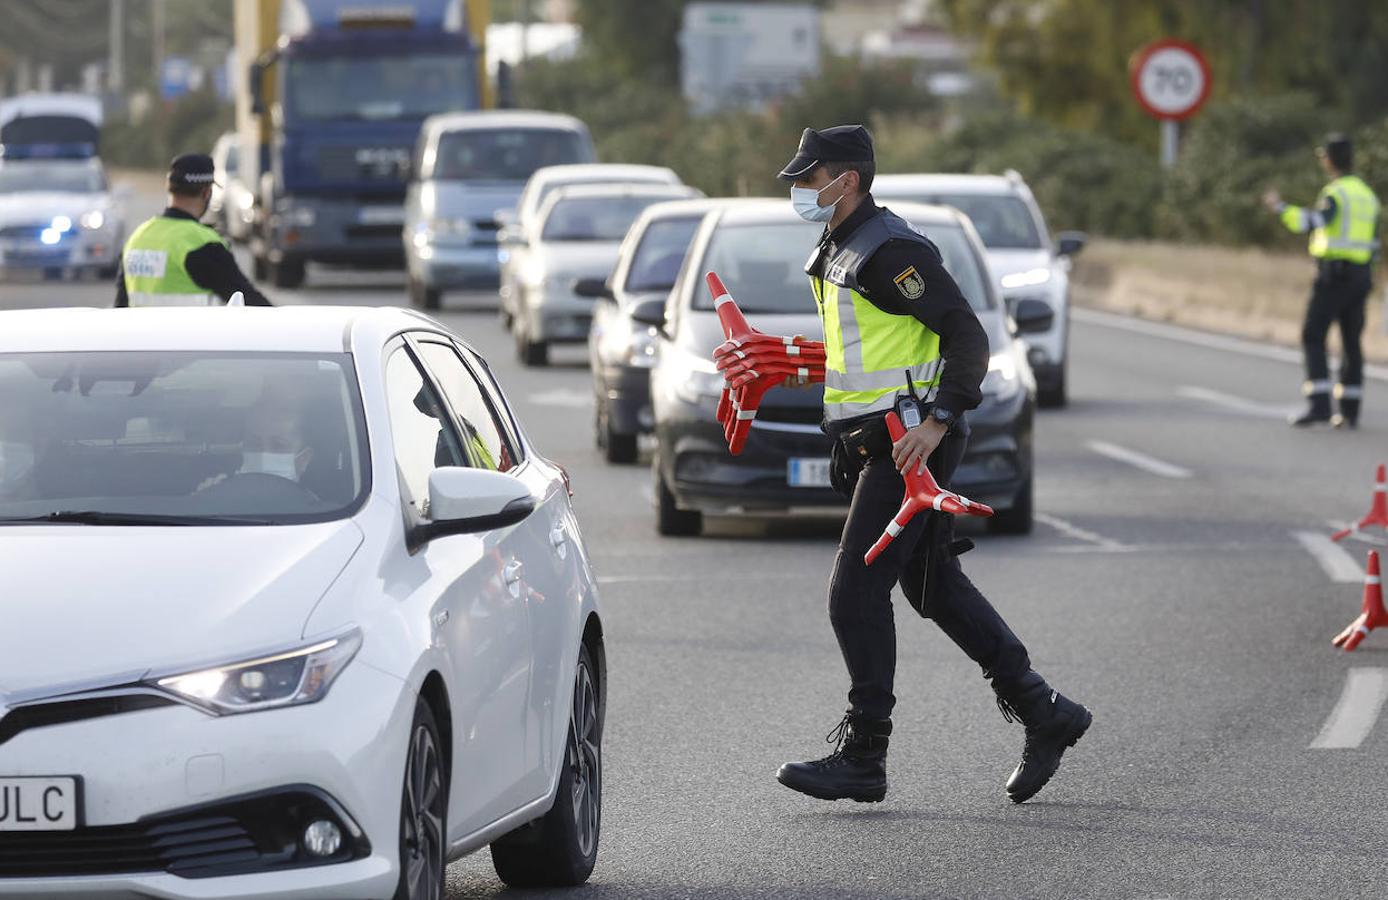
[{"xmin": 244, "ymin": 0, "xmax": 483, "ymax": 288}]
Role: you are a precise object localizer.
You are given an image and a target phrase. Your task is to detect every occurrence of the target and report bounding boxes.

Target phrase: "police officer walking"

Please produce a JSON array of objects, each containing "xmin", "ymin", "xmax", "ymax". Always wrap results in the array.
[
  {"xmin": 773, "ymin": 125, "xmax": 1091, "ymax": 804},
  {"xmin": 1264, "ymin": 134, "xmax": 1380, "ymax": 428},
  {"xmin": 115, "ymin": 154, "xmax": 271, "ymax": 308}
]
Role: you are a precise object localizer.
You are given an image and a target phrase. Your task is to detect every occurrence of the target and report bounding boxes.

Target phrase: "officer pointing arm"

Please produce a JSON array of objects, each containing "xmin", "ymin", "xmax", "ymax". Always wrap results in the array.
[{"xmin": 115, "ymin": 154, "xmax": 272, "ymax": 308}]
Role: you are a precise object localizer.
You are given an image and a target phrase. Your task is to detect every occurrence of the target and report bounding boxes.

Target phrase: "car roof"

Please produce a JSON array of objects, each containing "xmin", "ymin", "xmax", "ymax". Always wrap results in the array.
[
  {"xmin": 529, "ymin": 163, "xmax": 680, "ymax": 186},
  {"xmin": 709, "ymin": 197, "xmax": 968, "ymax": 228},
  {"xmin": 546, "ymin": 182, "xmax": 700, "ymax": 202},
  {"xmin": 873, "ymin": 173, "xmax": 1024, "ymax": 196},
  {"xmin": 0, "ymin": 306, "xmax": 449, "ymax": 355},
  {"xmin": 423, "ymin": 109, "xmax": 588, "ymax": 138}
]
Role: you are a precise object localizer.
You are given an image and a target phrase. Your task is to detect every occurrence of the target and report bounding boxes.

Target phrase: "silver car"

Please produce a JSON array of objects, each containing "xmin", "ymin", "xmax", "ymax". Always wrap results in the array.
[
  {"xmin": 0, "ymin": 157, "xmax": 125, "ymax": 280},
  {"xmin": 210, "ymin": 131, "xmax": 256, "ymax": 244},
  {"xmin": 405, "ymin": 111, "xmax": 595, "ymax": 310},
  {"xmin": 508, "ymin": 181, "xmax": 701, "ymax": 367},
  {"xmin": 874, "ymin": 172, "xmax": 1086, "ymax": 408}
]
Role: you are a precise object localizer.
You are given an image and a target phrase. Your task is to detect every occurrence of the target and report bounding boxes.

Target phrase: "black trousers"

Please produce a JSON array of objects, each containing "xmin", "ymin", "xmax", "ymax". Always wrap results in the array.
[
  {"xmin": 1302, "ymin": 260, "xmax": 1373, "ymax": 391},
  {"xmin": 828, "ymin": 419, "xmax": 1031, "ymax": 720}
]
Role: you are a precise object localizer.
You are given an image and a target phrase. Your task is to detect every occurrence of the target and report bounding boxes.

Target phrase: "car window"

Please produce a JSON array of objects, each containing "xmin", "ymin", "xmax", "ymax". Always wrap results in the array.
[
  {"xmin": 384, "ymin": 346, "xmax": 464, "ymax": 518},
  {"xmin": 691, "ymin": 221, "xmax": 993, "ymax": 314},
  {"xmin": 0, "ymin": 351, "xmax": 368, "ymax": 524},
  {"xmin": 625, "ymin": 215, "xmax": 702, "ymax": 292},
  {"xmin": 432, "ymin": 128, "xmax": 590, "ymax": 182},
  {"xmin": 224, "ymin": 143, "xmax": 239, "ymax": 175},
  {"xmin": 542, "ymin": 194, "xmax": 680, "ymax": 242},
  {"xmin": 415, "ymin": 340, "xmax": 517, "ymax": 473},
  {"xmin": 905, "ymin": 194, "xmax": 1042, "ymax": 250}
]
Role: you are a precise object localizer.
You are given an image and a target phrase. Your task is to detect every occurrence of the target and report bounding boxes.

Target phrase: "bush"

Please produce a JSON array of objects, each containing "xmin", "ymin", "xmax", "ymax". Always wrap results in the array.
[{"xmin": 101, "ymin": 88, "xmax": 234, "ymax": 170}]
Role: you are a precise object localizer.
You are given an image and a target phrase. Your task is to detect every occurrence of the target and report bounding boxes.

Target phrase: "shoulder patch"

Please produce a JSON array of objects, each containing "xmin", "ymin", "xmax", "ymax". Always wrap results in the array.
[{"xmin": 893, "ymin": 265, "xmax": 925, "ymax": 300}]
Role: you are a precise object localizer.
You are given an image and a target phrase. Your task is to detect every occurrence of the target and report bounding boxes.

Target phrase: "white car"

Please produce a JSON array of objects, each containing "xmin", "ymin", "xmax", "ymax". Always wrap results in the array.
[
  {"xmin": 0, "ymin": 306, "xmax": 605, "ymax": 898},
  {"xmin": 0, "ymin": 157, "xmax": 125, "ymax": 279},
  {"xmin": 506, "ymin": 181, "xmax": 701, "ymax": 367},
  {"xmin": 874, "ymin": 172, "xmax": 1086, "ymax": 408},
  {"xmin": 210, "ymin": 131, "xmax": 256, "ymax": 244}
]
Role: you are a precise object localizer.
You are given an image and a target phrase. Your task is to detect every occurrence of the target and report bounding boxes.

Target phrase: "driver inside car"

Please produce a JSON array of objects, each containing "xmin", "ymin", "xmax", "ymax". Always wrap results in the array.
[{"xmin": 197, "ymin": 397, "xmax": 315, "ymax": 493}]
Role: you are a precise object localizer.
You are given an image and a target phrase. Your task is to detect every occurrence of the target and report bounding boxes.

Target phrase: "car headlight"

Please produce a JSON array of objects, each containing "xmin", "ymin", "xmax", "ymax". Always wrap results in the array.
[
  {"xmin": 275, "ymin": 199, "xmax": 316, "ymax": 227},
  {"xmin": 624, "ymin": 326, "xmax": 659, "ymax": 369},
  {"xmin": 79, "ymin": 210, "xmax": 106, "ymax": 230},
  {"xmin": 152, "ymin": 629, "xmax": 361, "ymax": 715},
  {"xmin": 999, "ymin": 267, "xmax": 1052, "ymax": 290},
  {"xmin": 672, "ymin": 347, "xmax": 724, "ymax": 403},
  {"xmin": 981, "ymin": 351, "xmax": 1021, "ymax": 401}
]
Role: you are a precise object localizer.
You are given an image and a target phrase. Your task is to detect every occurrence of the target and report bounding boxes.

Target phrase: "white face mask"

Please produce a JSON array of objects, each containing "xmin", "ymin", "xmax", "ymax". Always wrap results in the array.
[
  {"xmin": 790, "ymin": 172, "xmax": 848, "ymax": 223},
  {"xmin": 242, "ymin": 451, "xmax": 300, "ymax": 481}
]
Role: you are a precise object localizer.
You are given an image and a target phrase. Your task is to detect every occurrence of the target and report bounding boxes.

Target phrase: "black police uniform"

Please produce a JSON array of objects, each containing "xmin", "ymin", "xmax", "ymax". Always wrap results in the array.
[
  {"xmin": 773, "ymin": 125, "xmax": 1091, "ymax": 805},
  {"xmin": 114, "ymin": 154, "xmax": 271, "ymax": 308}
]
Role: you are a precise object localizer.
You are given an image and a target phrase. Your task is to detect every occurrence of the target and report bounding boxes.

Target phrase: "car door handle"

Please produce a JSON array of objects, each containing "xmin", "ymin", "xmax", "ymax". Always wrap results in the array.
[
  {"xmin": 550, "ymin": 523, "xmax": 568, "ymax": 560},
  {"xmin": 503, "ymin": 560, "xmax": 524, "ymax": 599}
]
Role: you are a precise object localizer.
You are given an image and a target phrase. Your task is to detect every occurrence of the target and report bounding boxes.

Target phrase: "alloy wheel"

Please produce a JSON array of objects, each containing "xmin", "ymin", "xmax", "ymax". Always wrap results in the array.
[
  {"xmin": 402, "ymin": 722, "xmax": 446, "ymax": 900},
  {"xmin": 569, "ymin": 658, "xmax": 601, "ymax": 859}
]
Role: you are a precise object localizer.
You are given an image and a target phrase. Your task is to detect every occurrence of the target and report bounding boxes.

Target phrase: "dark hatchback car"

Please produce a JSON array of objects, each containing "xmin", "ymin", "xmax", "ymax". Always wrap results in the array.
[
  {"xmin": 648, "ymin": 200, "xmax": 1046, "ymax": 537},
  {"xmin": 582, "ymin": 199, "xmax": 753, "ymax": 464}
]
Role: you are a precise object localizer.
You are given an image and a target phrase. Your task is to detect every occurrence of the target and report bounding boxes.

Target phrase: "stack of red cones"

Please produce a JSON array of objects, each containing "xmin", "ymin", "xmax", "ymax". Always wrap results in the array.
[
  {"xmin": 706, "ymin": 272, "xmax": 827, "ymax": 455},
  {"xmin": 1330, "ymin": 464, "xmax": 1388, "ymax": 542},
  {"xmin": 1332, "ymin": 550, "xmax": 1387, "ymax": 651},
  {"xmin": 863, "ymin": 411, "xmax": 995, "ymax": 566}
]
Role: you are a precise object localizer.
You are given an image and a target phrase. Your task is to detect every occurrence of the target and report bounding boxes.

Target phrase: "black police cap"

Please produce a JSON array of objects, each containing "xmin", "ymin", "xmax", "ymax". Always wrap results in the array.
[
  {"xmin": 168, "ymin": 153, "xmax": 218, "ymax": 188},
  {"xmin": 777, "ymin": 125, "xmax": 875, "ymax": 182}
]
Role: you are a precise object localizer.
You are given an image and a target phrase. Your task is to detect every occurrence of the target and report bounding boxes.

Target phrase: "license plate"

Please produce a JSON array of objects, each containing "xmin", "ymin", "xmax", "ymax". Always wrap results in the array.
[
  {"xmin": 0, "ymin": 777, "xmax": 80, "ymax": 831},
  {"xmin": 358, "ymin": 206, "xmax": 404, "ymax": 225},
  {"xmin": 788, "ymin": 457, "xmax": 832, "ymax": 488}
]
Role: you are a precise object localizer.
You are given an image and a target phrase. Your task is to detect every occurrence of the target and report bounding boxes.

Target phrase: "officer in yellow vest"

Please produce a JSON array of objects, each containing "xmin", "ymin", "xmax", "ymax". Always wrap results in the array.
[
  {"xmin": 1264, "ymin": 134, "xmax": 1380, "ymax": 427},
  {"xmin": 115, "ymin": 154, "xmax": 271, "ymax": 308},
  {"xmin": 772, "ymin": 126, "xmax": 1091, "ymax": 805}
]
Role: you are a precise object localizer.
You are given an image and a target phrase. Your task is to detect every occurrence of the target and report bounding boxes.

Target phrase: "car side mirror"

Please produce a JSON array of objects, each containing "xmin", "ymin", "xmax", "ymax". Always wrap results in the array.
[
  {"xmin": 1056, "ymin": 231, "xmax": 1087, "ymax": 258},
  {"xmin": 410, "ymin": 467, "xmax": 534, "ymax": 549},
  {"xmin": 630, "ymin": 297, "xmax": 666, "ymax": 329},
  {"xmin": 572, "ymin": 277, "xmax": 613, "ymax": 300},
  {"xmin": 1011, "ymin": 298, "xmax": 1054, "ymax": 335}
]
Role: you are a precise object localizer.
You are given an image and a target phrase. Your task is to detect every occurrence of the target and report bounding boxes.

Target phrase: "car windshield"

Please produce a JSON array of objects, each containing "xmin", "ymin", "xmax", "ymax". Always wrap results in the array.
[
  {"xmin": 541, "ymin": 194, "xmax": 676, "ymax": 242},
  {"xmin": 692, "ymin": 221, "xmax": 994, "ymax": 314},
  {"xmin": 434, "ymin": 129, "xmax": 589, "ymax": 182},
  {"xmin": 625, "ymin": 215, "xmax": 702, "ymax": 292},
  {"xmin": 284, "ymin": 54, "xmax": 477, "ymax": 122},
  {"xmin": 0, "ymin": 352, "xmax": 369, "ymax": 525},
  {"xmin": 895, "ymin": 194, "xmax": 1042, "ymax": 250},
  {"xmin": 0, "ymin": 164, "xmax": 104, "ymax": 194}
]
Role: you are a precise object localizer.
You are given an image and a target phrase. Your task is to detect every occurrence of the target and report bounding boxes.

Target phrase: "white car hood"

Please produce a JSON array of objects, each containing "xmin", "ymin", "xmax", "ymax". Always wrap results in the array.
[
  {"xmin": 984, "ymin": 248, "xmax": 1055, "ymax": 287},
  {"xmin": 0, "ymin": 520, "xmax": 363, "ymax": 696},
  {"xmin": 0, "ymin": 191, "xmax": 107, "ymax": 228}
]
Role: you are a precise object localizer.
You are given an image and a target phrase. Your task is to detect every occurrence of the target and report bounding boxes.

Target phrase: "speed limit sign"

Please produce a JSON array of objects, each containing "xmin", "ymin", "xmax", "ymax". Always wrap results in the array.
[{"xmin": 1130, "ymin": 39, "xmax": 1211, "ymax": 121}]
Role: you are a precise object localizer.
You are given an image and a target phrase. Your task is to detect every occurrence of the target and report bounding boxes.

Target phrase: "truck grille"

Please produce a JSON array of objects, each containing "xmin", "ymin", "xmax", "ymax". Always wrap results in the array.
[{"xmin": 317, "ymin": 145, "xmax": 411, "ymax": 183}]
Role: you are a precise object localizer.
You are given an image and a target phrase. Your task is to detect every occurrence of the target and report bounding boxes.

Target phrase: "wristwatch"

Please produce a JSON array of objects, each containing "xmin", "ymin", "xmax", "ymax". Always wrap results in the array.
[{"xmin": 929, "ymin": 405, "xmax": 957, "ymax": 431}]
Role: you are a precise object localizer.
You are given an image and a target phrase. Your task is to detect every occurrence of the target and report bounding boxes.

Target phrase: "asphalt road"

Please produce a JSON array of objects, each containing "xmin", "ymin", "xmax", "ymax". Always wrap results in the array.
[{"xmin": 6, "ymin": 222, "xmax": 1388, "ymax": 898}]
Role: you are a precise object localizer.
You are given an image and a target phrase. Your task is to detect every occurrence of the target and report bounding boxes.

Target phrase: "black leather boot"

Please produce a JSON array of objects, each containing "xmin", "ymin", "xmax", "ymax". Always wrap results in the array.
[
  {"xmin": 1290, "ymin": 391, "xmax": 1332, "ymax": 427},
  {"xmin": 995, "ymin": 672, "xmax": 1091, "ymax": 804},
  {"xmin": 1333, "ymin": 395, "xmax": 1360, "ymax": 429},
  {"xmin": 777, "ymin": 714, "xmax": 890, "ymax": 803}
]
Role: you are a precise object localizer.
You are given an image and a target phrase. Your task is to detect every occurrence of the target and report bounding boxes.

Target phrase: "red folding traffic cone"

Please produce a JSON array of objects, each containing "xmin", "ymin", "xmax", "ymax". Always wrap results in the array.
[
  {"xmin": 1331, "ymin": 464, "xmax": 1388, "ymax": 542},
  {"xmin": 864, "ymin": 412, "xmax": 995, "ymax": 566},
  {"xmin": 1332, "ymin": 551, "xmax": 1387, "ymax": 651}
]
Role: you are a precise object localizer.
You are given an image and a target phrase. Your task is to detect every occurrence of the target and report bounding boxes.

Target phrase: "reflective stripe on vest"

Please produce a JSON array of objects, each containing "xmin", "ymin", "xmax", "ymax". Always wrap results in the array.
[
  {"xmin": 121, "ymin": 215, "xmax": 226, "ymax": 306},
  {"xmin": 1310, "ymin": 175, "xmax": 1380, "ymax": 263},
  {"xmin": 812, "ymin": 275, "xmax": 943, "ymax": 421}
]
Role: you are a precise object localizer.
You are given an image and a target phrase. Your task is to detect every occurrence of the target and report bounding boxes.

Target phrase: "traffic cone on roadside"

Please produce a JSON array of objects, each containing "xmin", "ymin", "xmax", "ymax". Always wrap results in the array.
[
  {"xmin": 1330, "ymin": 464, "xmax": 1388, "ymax": 542},
  {"xmin": 1332, "ymin": 550, "xmax": 1387, "ymax": 651},
  {"xmin": 863, "ymin": 411, "xmax": 995, "ymax": 566}
]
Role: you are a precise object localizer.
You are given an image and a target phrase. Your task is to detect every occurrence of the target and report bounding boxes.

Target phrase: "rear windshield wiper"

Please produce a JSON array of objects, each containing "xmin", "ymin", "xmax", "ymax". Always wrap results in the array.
[{"xmin": 0, "ymin": 510, "xmax": 279, "ymax": 526}]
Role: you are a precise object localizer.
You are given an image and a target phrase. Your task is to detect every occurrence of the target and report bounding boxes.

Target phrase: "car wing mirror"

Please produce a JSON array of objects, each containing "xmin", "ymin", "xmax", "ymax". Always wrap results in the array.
[
  {"xmin": 572, "ymin": 277, "xmax": 614, "ymax": 301},
  {"xmin": 1011, "ymin": 297, "xmax": 1054, "ymax": 335},
  {"xmin": 1056, "ymin": 230, "xmax": 1087, "ymax": 258},
  {"xmin": 409, "ymin": 467, "xmax": 534, "ymax": 550},
  {"xmin": 630, "ymin": 297, "xmax": 667, "ymax": 329}
]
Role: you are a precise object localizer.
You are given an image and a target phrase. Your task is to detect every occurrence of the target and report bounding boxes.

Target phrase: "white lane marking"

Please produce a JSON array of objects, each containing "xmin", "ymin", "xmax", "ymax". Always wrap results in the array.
[
  {"xmin": 528, "ymin": 388, "xmax": 593, "ymax": 408},
  {"xmin": 1073, "ymin": 307, "xmax": 1388, "ymax": 382},
  {"xmin": 1175, "ymin": 385, "xmax": 1299, "ymax": 420},
  {"xmin": 1310, "ymin": 668, "xmax": 1388, "ymax": 749},
  {"xmin": 1035, "ymin": 512, "xmax": 1133, "ymax": 552},
  {"xmin": 1292, "ymin": 531, "xmax": 1366, "ymax": 583},
  {"xmin": 1086, "ymin": 441, "xmax": 1193, "ymax": 479}
]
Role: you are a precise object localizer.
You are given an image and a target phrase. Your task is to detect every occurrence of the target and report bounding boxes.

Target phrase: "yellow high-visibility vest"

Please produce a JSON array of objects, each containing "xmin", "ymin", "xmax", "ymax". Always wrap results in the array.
[
  {"xmin": 1280, "ymin": 175, "xmax": 1380, "ymax": 263},
  {"xmin": 121, "ymin": 215, "xmax": 226, "ymax": 306}
]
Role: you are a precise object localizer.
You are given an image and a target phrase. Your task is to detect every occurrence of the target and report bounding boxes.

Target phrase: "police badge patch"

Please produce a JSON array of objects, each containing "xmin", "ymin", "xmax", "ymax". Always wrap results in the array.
[{"xmin": 893, "ymin": 265, "xmax": 925, "ymax": 300}]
